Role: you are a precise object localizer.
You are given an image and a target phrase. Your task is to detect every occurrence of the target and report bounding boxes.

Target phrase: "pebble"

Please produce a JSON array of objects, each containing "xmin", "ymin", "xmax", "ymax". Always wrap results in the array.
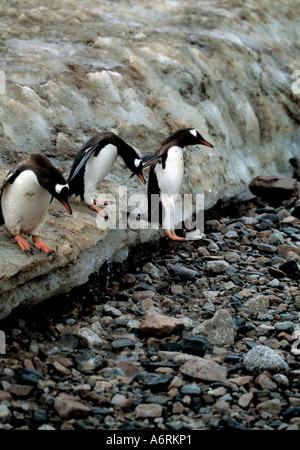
[
  {"xmin": 180, "ymin": 357, "xmax": 227, "ymax": 381},
  {"xmin": 139, "ymin": 314, "xmax": 184, "ymax": 337},
  {"xmin": 75, "ymin": 328, "xmax": 103, "ymax": 349},
  {"xmin": 243, "ymin": 345, "xmax": 290, "ymax": 374},
  {"xmin": 167, "ymin": 264, "xmax": 198, "ymax": 280},
  {"xmin": 54, "ymin": 394, "xmax": 90, "ymax": 420},
  {"xmin": 1, "ymin": 192, "xmax": 300, "ymax": 430},
  {"xmin": 135, "ymin": 403, "xmax": 163, "ymax": 418},
  {"xmin": 206, "ymin": 260, "xmax": 231, "ymax": 274},
  {"xmin": 0, "ymin": 404, "xmax": 11, "ymax": 423},
  {"xmin": 192, "ymin": 309, "xmax": 236, "ymax": 346}
]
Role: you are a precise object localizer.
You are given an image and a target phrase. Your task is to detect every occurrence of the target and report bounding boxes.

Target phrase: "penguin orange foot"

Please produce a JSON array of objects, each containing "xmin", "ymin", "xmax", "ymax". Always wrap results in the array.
[
  {"xmin": 89, "ymin": 203, "xmax": 109, "ymax": 220},
  {"xmin": 14, "ymin": 234, "xmax": 33, "ymax": 254},
  {"xmin": 164, "ymin": 230, "xmax": 185, "ymax": 241},
  {"xmin": 32, "ymin": 236, "xmax": 54, "ymax": 254}
]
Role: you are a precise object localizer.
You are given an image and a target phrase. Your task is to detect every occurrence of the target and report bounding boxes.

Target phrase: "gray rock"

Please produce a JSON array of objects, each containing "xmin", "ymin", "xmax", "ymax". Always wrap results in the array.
[
  {"xmin": 103, "ymin": 305, "xmax": 122, "ymax": 317},
  {"xmin": 192, "ymin": 309, "xmax": 236, "ymax": 346},
  {"xmin": 269, "ymin": 230, "xmax": 285, "ymax": 245},
  {"xmin": 274, "ymin": 321, "xmax": 294, "ymax": 334},
  {"xmin": 273, "ymin": 373, "xmax": 289, "ymax": 387},
  {"xmin": 180, "ymin": 356, "xmax": 227, "ymax": 381},
  {"xmin": 244, "ymin": 295, "xmax": 270, "ymax": 313},
  {"xmin": 243, "ymin": 345, "xmax": 289, "ymax": 374},
  {"xmin": 180, "ymin": 383, "xmax": 201, "ymax": 395},
  {"xmin": 167, "ymin": 264, "xmax": 198, "ymax": 280},
  {"xmin": 75, "ymin": 350, "xmax": 103, "ymax": 373},
  {"xmin": 206, "ymin": 260, "xmax": 231, "ymax": 274},
  {"xmin": 75, "ymin": 328, "xmax": 103, "ymax": 349},
  {"xmin": 256, "ymin": 398, "xmax": 282, "ymax": 415},
  {"xmin": 142, "ymin": 262, "xmax": 161, "ymax": 279},
  {"xmin": 252, "ymin": 240, "xmax": 277, "ymax": 253},
  {"xmin": 0, "ymin": 404, "xmax": 11, "ymax": 423}
]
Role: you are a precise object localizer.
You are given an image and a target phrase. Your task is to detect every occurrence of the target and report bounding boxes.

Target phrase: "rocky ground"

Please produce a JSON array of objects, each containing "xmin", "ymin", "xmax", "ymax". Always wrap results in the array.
[{"xmin": 0, "ymin": 188, "xmax": 300, "ymax": 431}]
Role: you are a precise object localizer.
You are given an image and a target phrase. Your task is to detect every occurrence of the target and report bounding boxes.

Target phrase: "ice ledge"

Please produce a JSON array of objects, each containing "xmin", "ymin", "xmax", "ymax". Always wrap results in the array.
[{"xmin": 0, "ymin": 177, "xmax": 158, "ymax": 320}]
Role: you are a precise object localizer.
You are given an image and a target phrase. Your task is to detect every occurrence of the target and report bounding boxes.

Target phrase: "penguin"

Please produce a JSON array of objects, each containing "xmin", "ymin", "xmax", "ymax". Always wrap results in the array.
[
  {"xmin": 143, "ymin": 128, "xmax": 213, "ymax": 241},
  {"xmin": 68, "ymin": 131, "xmax": 146, "ymax": 219},
  {"xmin": 0, "ymin": 153, "xmax": 72, "ymax": 254}
]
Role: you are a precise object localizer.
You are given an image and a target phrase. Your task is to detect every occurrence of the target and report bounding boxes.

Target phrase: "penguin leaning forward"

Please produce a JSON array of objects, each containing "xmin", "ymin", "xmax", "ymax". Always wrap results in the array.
[
  {"xmin": 0, "ymin": 153, "xmax": 72, "ymax": 254},
  {"xmin": 67, "ymin": 131, "xmax": 146, "ymax": 219},
  {"xmin": 143, "ymin": 128, "xmax": 213, "ymax": 241}
]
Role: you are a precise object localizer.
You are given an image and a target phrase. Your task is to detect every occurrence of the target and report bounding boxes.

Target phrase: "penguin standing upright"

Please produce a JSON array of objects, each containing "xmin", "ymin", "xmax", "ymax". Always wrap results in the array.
[
  {"xmin": 68, "ymin": 131, "xmax": 146, "ymax": 219},
  {"xmin": 143, "ymin": 128, "xmax": 213, "ymax": 241},
  {"xmin": 0, "ymin": 153, "xmax": 72, "ymax": 254}
]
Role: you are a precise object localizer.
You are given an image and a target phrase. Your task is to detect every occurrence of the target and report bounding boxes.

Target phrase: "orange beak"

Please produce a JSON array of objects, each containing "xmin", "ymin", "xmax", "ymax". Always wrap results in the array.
[
  {"xmin": 138, "ymin": 173, "xmax": 146, "ymax": 184},
  {"xmin": 61, "ymin": 199, "xmax": 72, "ymax": 214},
  {"xmin": 199, "ymin": 139, "xmax": 213, "ymax": 148}
]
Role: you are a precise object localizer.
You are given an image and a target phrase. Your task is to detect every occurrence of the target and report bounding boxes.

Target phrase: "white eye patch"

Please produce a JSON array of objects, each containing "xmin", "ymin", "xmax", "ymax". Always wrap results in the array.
[
  {"xmin": 190, "ymin": 129, "xmax": 197, "ymax": 137},
  {"xmin": 55, "ymin": 183, "xmax": 69, "ymax": 194},
  {"xmin": 134, "ymin": 158, "xmax": 142, "ymax": 168}
]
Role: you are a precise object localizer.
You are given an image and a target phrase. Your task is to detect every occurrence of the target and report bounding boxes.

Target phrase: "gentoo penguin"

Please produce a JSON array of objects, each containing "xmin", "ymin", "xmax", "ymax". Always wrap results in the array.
[
  {"xmin": 0, "ymin": 153, "xmax": 72, "ymax": 254},
  {"xmin": 143, "ymin": 128, "xmax": 213, "ymax": 241},
  {"xmin": 68, "ymin": 131, "xmax": 146, "ymax": 219}
]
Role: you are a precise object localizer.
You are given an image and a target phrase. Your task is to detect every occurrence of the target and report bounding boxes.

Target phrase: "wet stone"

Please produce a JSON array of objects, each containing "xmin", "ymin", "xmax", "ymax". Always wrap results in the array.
[
  {"xmin": 75, "ymin": 350, "xmax": 103, "ymax": 373},
  {"xmin": 180, "ymin": 334, "xmax": 212, "ymax": 357},
  {"xmin": 167, "ymin": 264, "xmax": 198, "ymax": 280},
  {"xmin": 14, "ymin": 368, "xmax": 45, "ymax": 386}
]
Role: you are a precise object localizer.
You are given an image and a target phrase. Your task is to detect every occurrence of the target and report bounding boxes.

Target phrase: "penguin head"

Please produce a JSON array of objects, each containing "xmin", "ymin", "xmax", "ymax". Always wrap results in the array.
[
  {"xmin": 181, "ymin": 128, "xmax": 214, "ymax": 149},
  {"xmin": 123, "ymin": 150, "xmax": 146, "ymax": 184},
  {"xmin": 129, "ymin": 157, "xmax": 146, "ymax": 184},
  {"xmin": 48, "ymin": 182, "xmax": 72, "ymax": 214}
]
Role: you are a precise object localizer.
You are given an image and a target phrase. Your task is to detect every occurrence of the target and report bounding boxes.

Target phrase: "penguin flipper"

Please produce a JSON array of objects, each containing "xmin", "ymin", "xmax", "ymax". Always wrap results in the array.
[
  {"xmin": 0, "ymin": 168, "xmax": 21, "ymax": 192},
  {"xmin": 147, "ymin": 167, "xmax": 162, "ymax": 225},
  {"xmin": 142, "ymin": 153, "xmax": 163, "ymax": 170},
  {"xmin": 68, "ymin": 144, "xmax": 98, "ymax": 183},
  {"xmin": 0, "ymin": 168, "xmax": 21, "ymax": 226}
]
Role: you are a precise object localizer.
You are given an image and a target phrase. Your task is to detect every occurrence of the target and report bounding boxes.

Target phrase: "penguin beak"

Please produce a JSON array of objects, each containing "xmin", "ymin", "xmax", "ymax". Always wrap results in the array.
[
  {"xmin": 199, "ymin": 139, "xmax": 213, "ymax": 148},
  {"xmin": 130, "ymin": 172, "xmax": 146, "ymax": 184},
  {"xmin": 61, "ymin": 199, "xmax": 72, "ymax": 215},
  {"xmin": 138, "ymin": 172, "xmax": 146, "ymax": 184}
]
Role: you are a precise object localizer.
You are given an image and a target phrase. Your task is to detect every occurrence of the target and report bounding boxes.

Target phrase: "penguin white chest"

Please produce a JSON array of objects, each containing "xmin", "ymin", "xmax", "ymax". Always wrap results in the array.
[
  {"xmin": 155, "ymin": 146, "xmax": 184, "ymax": 195},
  {"xmin": 84, "ymin": 144, "xmax": 118, "ymax": 204},
  {"xmin": 1, "ymin": 170, "xmax": 51, "ymax": 236}
]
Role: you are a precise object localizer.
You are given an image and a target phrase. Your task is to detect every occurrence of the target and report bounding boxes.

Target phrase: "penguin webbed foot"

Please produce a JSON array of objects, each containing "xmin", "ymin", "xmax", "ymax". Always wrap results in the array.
[
  {"xmin": 164, "ymin": 230, "xmax": 186, "ymax": 242},
  {"xmin": 32, "ymin": 236, "xmax": 55, "ymax": 254},
  {"xmin": 14, "ymin": 234, "xmax": 34, "ymax": 254},
  {"xmin": 89, "ymin": 203, "xmax": 109, "ymax": 220}
]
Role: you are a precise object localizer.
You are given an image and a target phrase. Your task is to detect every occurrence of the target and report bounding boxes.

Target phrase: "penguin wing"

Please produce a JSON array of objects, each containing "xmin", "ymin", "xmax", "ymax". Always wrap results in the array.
[
  {"xmin": 68, "ymin": 144, "xmax": 98, "ymax": 183},
  {"xmin": 0, "ymin": 168, "xmax": 21, "ymax": 225},
  {"xmin": 0, "ymin": 168, "xmax": 21, "ymax": 193},
  {"xmin": 142, "ymin": 153, "xmax": 164, "ymax": 170},
  {"xmin": 147, "ymin": 165, "xmax": 162, "ymax": 224}
]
